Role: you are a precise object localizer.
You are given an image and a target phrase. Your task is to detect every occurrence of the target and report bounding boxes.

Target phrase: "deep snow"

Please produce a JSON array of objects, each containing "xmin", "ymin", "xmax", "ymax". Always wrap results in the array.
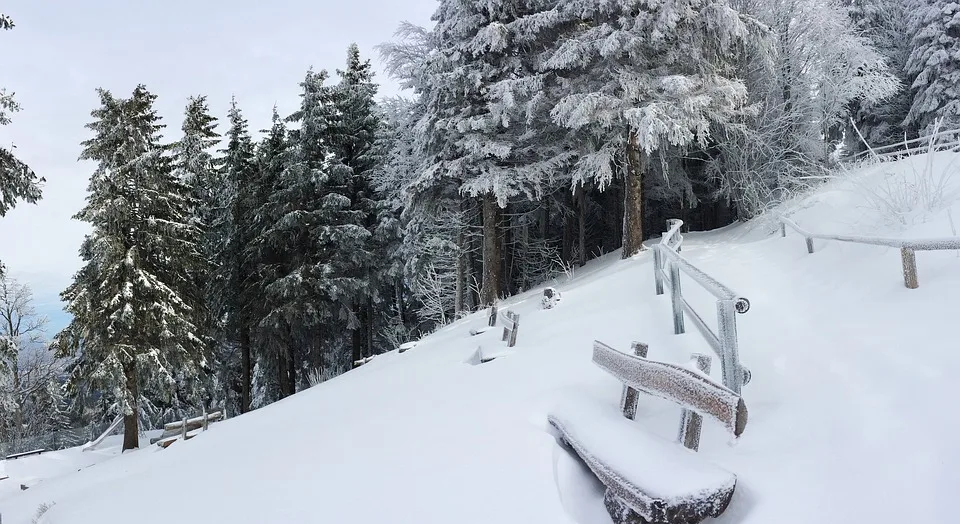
[{"xmin": 2, "ymin": 152, "xmax": 960, "ymax": 524}]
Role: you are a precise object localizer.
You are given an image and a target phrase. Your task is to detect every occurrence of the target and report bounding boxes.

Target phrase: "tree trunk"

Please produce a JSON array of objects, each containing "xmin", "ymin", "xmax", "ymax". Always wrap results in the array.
[
  {"xmin": 351, "ymin": 304, "xmax": 363, "ymax": 367},
  {"xmin": 480, "ymin": 193, "xmax": 502, "ymax": 306},
  {"xmin": 240, "ymin": 326, "xmax": 251, "ymax": 414},
  {"xmin": 122, "ymin": 360, "xmax": 140, "ymax": 451},
  {"xmin": 562, "ymin": 191, "xmax": 576, "ymax": 263},
  {"xmin": 577, "ymin": 185, "xmax": 587, "ymax": 267},
  {"xmin": 455, "ymin": 225, "xmax": 466, "ymax": 315},
  {"xmin": 623, "ymin": 130, "xmax": 645, "ymax": 258},
  {"xmin": 502, "ymin": 205, "xmax": 514, "ymax": 296}
]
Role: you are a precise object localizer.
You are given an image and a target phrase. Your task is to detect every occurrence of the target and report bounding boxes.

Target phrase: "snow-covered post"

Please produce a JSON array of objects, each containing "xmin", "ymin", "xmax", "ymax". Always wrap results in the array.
[
  {"xmin": 901, "ymin": 247, "xmax": 919, "ymax": 289},
  {"xmin": 716, "ymin": 300, "xmax": 742, "ymax": 394},
  {"xmin": 669, "ymin": 260, "xmax": 685, "ymax": 334},
  {"xmin": 508, "ymin": 314, "xmax": 520, "ymax": 347},
  {"xmin": 654, "ymin": 247, "xmax": 664, "ymax": 295},
  {"xmin": 667, "ymin": 219, "xmax": 682, "ymax": 252},
  {"xmin": 488, "ymin": 304, "xmax": 498, "ymax": 327},
  {"xmin": 620, "ymin": 342, "xmax": 649, "ymax": 420},
  {"xmin": 180, "ymin": 417, "xmax": 187, "ymax": 441},
  {"xmin": 202, "ymin": 407, "xmax": 209, "ymax": 432},
  {"xmin": 806, "ymin": 237, "xmax": 815, "ymax": 254},
  {"xmin": 780, "ymin": 222, "xmax": 786, "ymax": 238},
  {"xmin": 678, "ymin": 353, "xmax": 712, "ymax": 451}
]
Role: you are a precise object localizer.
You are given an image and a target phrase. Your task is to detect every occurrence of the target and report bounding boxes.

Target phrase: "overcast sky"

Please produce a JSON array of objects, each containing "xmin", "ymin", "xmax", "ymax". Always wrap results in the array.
[{"xmin": 0, "ymin": 0, "xmax": 436, "ymax": 334}]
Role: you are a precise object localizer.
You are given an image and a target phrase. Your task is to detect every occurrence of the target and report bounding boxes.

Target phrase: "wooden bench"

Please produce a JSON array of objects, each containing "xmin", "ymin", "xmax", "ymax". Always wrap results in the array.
[
  {"xmin": 150, "ymin": 410, "xmax": 224, "ymax": 448},
  {"xmin": 548, "ymin": 341, "xmax": 749, "ymax": 524}
]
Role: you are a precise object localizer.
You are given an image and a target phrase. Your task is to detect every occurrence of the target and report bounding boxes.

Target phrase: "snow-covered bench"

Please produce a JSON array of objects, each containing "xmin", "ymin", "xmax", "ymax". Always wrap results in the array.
[{"xmin": 548, "ymin": 341, "xmax": 748, "ymax": 524}]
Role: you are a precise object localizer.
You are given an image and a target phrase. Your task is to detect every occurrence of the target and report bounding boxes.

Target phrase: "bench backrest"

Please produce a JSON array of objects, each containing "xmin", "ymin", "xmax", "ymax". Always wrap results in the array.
[{"xmin": 592, "ymin": 341, "xmax": 748, "ymax": 440}]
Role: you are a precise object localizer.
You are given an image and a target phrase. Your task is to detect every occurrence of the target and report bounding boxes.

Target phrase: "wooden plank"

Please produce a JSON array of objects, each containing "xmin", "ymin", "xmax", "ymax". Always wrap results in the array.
[
  {"xmin": 592, "ymin": 341, "xmax": 748, "ymax": 437},
  {"xmin": 549, "ymin": 403, "xmax": 736, "ymax": 524},
  {"xmin": 163, "ymin": 411, "xmax": 222, "ymax": 432}
]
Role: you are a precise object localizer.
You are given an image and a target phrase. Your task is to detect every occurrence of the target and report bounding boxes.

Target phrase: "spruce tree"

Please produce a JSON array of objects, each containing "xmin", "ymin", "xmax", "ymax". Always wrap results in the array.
[
  {"xmin": 0, "ymin": 13, "xmax": 43, "ymax": 222},
  {"xmin": 213, "ymin": 99, "xmax": 258, "ymax": 413},
  {"xmin": 57, "ymin": 86, "xmax": 206, "ymax": 450},
  {"xmin": 905, "ymin": 0, "xmax": 960, "ymax": 135},
  {"xmin": 328, "ymin": 44, "xmax": 385, "ymax": 364}
]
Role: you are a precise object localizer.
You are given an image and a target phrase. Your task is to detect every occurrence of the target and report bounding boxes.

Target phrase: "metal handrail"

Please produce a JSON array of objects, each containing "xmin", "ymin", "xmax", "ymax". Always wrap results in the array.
[
  {"xmin": 653, "ymin": 220, "xmax": 751, "ymax": 394},
  {"xmin": 780, "ymin": 216, "xmax": 960, "ymax": 288}
]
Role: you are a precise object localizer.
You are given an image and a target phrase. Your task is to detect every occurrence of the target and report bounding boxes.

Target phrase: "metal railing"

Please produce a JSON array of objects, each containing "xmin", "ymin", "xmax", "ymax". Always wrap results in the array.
[
  {"xmin": 653, "ymin": 219, "xmax": 752, "ymax": 394},
  {"xmin": 780, "ymin": 216, "xmax": 960, "ymax": 289}
]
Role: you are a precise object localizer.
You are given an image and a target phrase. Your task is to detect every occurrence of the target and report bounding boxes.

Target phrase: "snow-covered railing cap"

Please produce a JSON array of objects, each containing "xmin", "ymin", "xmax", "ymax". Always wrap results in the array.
[{"xmin": 780, "ymin": 215, "xmax": 960, "ymax": 289}]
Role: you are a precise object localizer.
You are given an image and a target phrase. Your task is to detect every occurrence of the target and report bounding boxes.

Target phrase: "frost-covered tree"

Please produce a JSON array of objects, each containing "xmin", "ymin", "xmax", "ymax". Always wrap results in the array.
[
  {"xmin": 0, "ymin": 14, "xmax": 43, "ymax": 222},
  {"xmin": 57, "ymin": 86, "xmax": 206, "ymax": 450},
  {"xmin": 846, "ymin": 0, "xmax": 914, "ymax": 148},
  {"xmin": 327, "ymin": 44, "xmax": 387, "ymax": 364},
  {"xmin": 0, "ymin": 275, "xmax": 49, "ymax": 441},
  {"xmin": 210, "ymin": 99, "xmax": 258, "ymax": 413},
  {"xmin": 905, "ymin": 0, "xmax": 960, "ymax": 135},
  {"xmin": 414, "ymin": 0, "xmax": 555, "ymax": 304},
  {"xmin": 508, "ymin": 0, "xmax": 757, "ymax": 255},
  {"xmin": 709, "ymin": 0, "xmax": 898, "ymax": 217}
]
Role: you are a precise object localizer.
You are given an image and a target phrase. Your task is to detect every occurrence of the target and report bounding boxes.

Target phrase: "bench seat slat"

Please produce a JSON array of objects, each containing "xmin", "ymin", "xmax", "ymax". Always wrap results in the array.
[{"xmin": 548, "ymin": 396, "xmax": 736, "ymax": 524}]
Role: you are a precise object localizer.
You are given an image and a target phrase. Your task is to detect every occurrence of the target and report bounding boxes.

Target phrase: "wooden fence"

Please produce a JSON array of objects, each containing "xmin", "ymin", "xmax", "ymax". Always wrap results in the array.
[
  {"xmin": 653, "ymin": 220, "xmax": 752, "ymax": 394},
  {"xmin": 780, "ymin": 216, "xmax": 960, "ymax": 289},
  {"xmin": 845, "ymin": 127, "xmax": 960, "ymax": 164}
]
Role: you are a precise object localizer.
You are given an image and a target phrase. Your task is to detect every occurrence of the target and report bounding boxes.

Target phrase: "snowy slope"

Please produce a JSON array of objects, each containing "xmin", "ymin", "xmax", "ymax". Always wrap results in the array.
[{"xmin": 3, "ymin": 153, "xmax": 960, "ymax": 524}]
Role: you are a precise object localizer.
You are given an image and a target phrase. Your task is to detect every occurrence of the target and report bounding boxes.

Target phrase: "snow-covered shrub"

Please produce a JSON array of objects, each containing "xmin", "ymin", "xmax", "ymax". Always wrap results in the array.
[{"xmin": 541, "ymin": 288, "xmax": 561, "ymax": 309}]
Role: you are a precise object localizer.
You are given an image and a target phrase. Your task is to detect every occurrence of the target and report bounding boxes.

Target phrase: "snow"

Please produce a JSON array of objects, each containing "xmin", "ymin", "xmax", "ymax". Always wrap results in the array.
[
  {"xmin": 2, "ymin": 153, "xmax": 960, "ymax": 523},
  {"xmin": 548, "ymin": 395, "xmax": 736, "ymax": 503}
]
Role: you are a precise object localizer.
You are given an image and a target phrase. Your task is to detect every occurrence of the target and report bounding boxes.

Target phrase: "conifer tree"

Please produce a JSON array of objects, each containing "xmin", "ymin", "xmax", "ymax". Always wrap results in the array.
[
  {"xmin": 0, "ymin": 13, "xmax": 43, "ymax": 223},
  {"xmin": 57, "ymin": 86, "xmax": 206, "ymax": 450},
  {"xmin": 328, "ymin": 44, "xmax": 386, "ymax": 364},
  {"xmin": 905, "ymin": 0, "xmax": 960, "ymax": 135}
]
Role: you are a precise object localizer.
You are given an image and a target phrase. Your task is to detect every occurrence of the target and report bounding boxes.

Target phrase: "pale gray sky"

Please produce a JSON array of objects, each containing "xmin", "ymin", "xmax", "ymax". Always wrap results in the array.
[{"xmin": 0, "ymin": 0, "xmax": 435, "ymax": 333}]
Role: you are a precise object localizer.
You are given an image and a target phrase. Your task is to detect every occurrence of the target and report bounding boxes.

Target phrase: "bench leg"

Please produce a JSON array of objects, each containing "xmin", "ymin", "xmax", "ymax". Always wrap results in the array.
[{"xmin": 604, "ymin": 489, "xmax": 649, "ymax": 524}]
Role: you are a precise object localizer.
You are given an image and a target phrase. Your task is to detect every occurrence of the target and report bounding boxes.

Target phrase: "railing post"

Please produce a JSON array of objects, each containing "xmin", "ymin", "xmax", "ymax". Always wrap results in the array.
[
  {"xmin": 654, "ymin": 247, "xmax": 664, "ymax": 295},
  {"xmin": 716, "ymin": 300, "xmax": 742, "ymax": 394},
  {"xmin": 805, "ymin": 237, "xmax": 815, "ymax": 254},
  {"xmin": 620, "ymin": 342, "xmax": 649, "ymax": 420},
  {"xmin": 901, "ymin": 247, "xmax": 919, "ymax": 289},
  {"xmin": 669, "ymin": 260, "xmax": 685, "ymax": 334},
  {"xmin": 667, "ymin": 219, "xmax": 682, "ymax": 252},
  {"xmin": 780, "ymin": 222, "xmax": 786, "ymax": 238},
  {"xmin": 678, "ymin": 353, "xmax": 711, "ymax": 451},
  {"xmin": 488, "ymin": 304, "xmax": 498, "ymax": 327}
]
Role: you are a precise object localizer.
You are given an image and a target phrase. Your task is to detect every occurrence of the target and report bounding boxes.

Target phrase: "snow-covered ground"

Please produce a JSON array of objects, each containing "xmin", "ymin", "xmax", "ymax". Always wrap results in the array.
[{"xmin": 3, "ymin": 153, "xmax": 959, "ymax": 524}]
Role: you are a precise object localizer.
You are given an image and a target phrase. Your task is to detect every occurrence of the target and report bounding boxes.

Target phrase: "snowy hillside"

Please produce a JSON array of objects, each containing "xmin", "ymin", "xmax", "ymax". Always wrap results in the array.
[{"xmin": 3, "ymin": 153, "xmax": 960, "ymax": 523}]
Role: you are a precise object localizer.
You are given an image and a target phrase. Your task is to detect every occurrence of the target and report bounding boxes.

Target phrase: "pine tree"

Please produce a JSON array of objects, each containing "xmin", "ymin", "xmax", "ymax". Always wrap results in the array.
[
  {"xmin": 0, "ymin": 13, "xmax": 43, "ymax": 223},
  {"xmin": 57, "ymin": 86, "xmax": 206, "ymax": 450},
  {"xmin": 905, "ymin": 0, "xmax": 960, "ymax": 135},
  {"xmin": 213, "ymin": 99, "xmax": 258, "ymax": 413},
  {"xmin": 328, "ymin": 44, "xmax": 386, "ymax": 365}
]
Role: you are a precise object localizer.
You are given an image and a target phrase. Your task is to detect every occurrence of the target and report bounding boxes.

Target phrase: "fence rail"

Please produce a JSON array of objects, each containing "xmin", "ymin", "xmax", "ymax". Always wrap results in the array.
[
  {"xmin": 846, "ymin": 127, "xmax": 960, "ymax": 164},
  {"xmin": 780, "ymin": 217, "xmax": 960, "ymax": 289},
  {"xmin": 653, "ymin": 220, "xmax": 751, "ymax": 394}
]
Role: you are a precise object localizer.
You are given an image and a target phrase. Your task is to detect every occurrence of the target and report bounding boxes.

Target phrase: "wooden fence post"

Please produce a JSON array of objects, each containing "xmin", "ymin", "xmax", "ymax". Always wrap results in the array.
[
  {"xmin": 716, "ymin": 300, "xmax": 742, "ymax": 394},
  {"xmin": 654, "ymin": 247, "xmax": 664, "ymax": 296},
  {"xmin": 180, "ymin": 417, "xmax": 187, "ymax": 441},
  {"xmin": 805, "ymin": 237, "xmax": 815, "ymax": 254},
  {"xmin": 667, "ymin": 219, "xmax": 682, "ymax": 252},
  {"xmin": 780, "ymin": 222, "xmax": 786, "ymax": 238},
  {"xmin": 502, "ymin": 312, "xmax": 510, "ymax": 341},
  {"xmin": 202, "ymin": 407, "xmax": 209, "ymax": 432},
  {"xmin": 678, "ymin": 353, "xmax": 712, "ymax": 451},
  {"xmin": 670, "ymin": 261, "xmax": 685, "ymax": 334},
  {"xmin": 488, "ymin": 304, "xmax": 498, "ymax": 327},
  {"xmin": 508, "ymin": 314, "xmax": 520, "ymax": 347},
  {"xmin": 620, "ymin": 342, "xmax": 649, "ymax": 420},
  {"xmin": 901, "ymin": 247, "xmax": 919, "ymax": 289}
]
